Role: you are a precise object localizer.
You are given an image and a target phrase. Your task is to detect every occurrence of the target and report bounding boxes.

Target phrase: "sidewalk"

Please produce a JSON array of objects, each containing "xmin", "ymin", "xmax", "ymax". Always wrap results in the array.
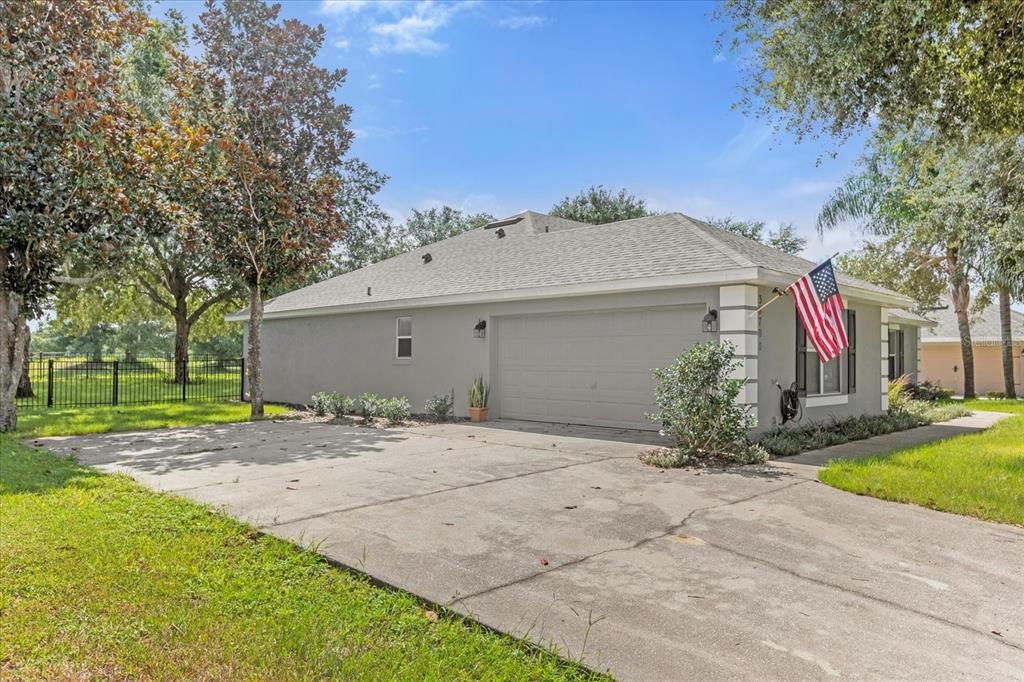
[{"xmin": 772, "ymin": 410, "xmax": 1012, "ymax": 476}]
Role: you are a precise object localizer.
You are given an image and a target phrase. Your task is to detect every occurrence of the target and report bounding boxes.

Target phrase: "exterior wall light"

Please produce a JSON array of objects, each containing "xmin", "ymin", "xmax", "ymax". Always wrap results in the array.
[
  {"xmin": 473, "ymin": 319, "xmax": 487, "ymax": 339},
  {"xmin": 702, "ymin": 309, "xmax": 719, "ymax": 333}
]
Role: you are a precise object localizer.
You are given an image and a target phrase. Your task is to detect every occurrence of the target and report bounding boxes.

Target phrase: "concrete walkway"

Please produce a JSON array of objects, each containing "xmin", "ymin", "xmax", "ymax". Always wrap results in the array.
[{"xmin": 34, "ymin": 415, "xmax": 1024, "ymax": 681}]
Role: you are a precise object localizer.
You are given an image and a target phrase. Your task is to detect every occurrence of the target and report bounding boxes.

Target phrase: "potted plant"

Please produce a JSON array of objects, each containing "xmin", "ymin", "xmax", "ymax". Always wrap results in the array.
[{"xmin": 468, "ymin": 375, "xmax": 490, "ymax": 422}]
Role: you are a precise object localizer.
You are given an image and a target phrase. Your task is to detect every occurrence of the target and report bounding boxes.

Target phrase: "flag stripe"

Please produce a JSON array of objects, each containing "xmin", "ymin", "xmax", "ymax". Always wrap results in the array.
[{"xmin": 790, "ymin": 278, "xmax": 838, "ymax": 358}]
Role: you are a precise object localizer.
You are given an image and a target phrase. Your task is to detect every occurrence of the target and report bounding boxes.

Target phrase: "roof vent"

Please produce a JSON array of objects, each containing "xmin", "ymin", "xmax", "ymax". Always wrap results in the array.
[
  {"xmin": 483, "ymin": 216, "xmax": 524, "ymax": 230},
  {"xmin": 422, "ymin": 253, "xmax": 432, "ymax": 263},
  {"xmin": 495, "ymin": 228, "xmax": 505, "ymax": 239}
]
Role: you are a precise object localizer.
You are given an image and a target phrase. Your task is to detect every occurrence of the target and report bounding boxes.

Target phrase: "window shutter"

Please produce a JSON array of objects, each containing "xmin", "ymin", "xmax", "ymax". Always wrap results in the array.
[
  {"xmin": 796, "ymin": 317, "xmax": 807, "ymax": 396},
  {"xmin": 847, "ymin": 309, "xmax": 857, "ymax": 393},
  {"xmin": 897, "ymin": 329, "xmax": 905, "ymax": 377}
]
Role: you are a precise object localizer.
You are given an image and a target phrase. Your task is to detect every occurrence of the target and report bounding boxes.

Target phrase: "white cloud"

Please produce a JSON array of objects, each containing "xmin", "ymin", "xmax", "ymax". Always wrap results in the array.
[
  {"xmin": 370, "ymin": 1, "xmax": 475, "ymax": 55},
  {"xmin": 712, "ymin": 121, "xmax": 773, "ymax": 168},
  {"xmin": 320, "ymin": 0, "xmax": 373, "ymax": 15},
  {"xmin": 499, "ymin": 15, "xmax": 548, "ymax": 30},
  {"xmin": 333, "ymin": 38, "xmax": 351, "ymax": 50},
  {"xmin": 712, "ymin": 52, "xmax": 727, "ymax": 64}
]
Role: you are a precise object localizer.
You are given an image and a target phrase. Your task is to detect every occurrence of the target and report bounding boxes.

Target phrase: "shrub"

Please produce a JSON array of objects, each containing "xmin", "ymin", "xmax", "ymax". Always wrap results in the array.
[
  {"xmin": 329, "ymin": 393, "xmax": 355, "ymax": 419},
  {"xmin": 425, "ymin": 391, "xmax": 455, "ymax": 422},
  {"xmin": 646, "ymin": 341, "xmax": 765, "ymax": 465},
  {"xmin": 309, "ymin": 392, "xmax": 333, "ymax": 416},
  {"xmin": 908, "ymin": 381, "xmax": 954, "ymax": 401},
  {"xmin": 378, "ymin": 396, "xmax": 411, "ymax": 425},
  {"xmin": 358, "ymin": 393, "xmax": 384, "ymax": 419},
  {"xmin": 757, "ymin": 403, "xmax": 970, "ymax": 458},
  {"xmin": 986, "ymin": 391, "xmax": 1008, "ymax": 400}
]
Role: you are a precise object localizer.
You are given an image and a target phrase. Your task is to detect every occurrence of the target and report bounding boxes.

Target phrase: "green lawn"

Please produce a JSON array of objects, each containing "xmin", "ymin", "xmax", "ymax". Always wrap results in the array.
[
  {"xmin": 15, "ymin": 401, "xmax": 290, "ymax": 439},
  {"xmin": 819, "ymin": 399, "xmax": 1024, "ymax": 526},
  {"xmin": 0, "ymin": 441, "xmax": 604, "ymax": 680}
]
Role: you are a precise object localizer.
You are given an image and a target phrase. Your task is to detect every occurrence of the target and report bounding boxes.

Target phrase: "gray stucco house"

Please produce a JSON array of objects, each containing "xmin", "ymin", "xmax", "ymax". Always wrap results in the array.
[{"xmin": 229, "ymin": 211, "xmax": 923, "ymax": 432}]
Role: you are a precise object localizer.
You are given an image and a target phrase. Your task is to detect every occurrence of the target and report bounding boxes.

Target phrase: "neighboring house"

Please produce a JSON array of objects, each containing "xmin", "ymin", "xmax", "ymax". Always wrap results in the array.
[
  {"xmin": 228, "ymin": 211, "xmax": 917, "ymax": 432},
  {"xmin": 905, "ymin": 300, "xmax": 1024, "ymax": 396}
]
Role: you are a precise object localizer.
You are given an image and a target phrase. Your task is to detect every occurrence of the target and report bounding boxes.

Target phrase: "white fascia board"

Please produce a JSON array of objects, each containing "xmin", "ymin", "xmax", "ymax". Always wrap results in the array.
[
  {"xmin": 226, "ymin": 267, "xmax": 760, "ymax": 322},
  {"xmin": 755, "ymin": 268, "xmax": 915, "ymax": 307}
]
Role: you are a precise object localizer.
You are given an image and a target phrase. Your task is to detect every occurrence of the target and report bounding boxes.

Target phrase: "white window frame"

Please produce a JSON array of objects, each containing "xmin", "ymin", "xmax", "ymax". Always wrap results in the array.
[
  {"xmin": 395, "ymin": 317, "xmax": 412, "ymax": 359},
  {"xmin": 806, "ymin": 346, "xmax": 845, "ymax": 397}
]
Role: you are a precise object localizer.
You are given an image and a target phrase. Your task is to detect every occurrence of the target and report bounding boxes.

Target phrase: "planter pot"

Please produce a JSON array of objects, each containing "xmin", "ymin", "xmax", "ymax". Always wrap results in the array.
[{"xmin": 468, "ymin": 406, "xmax": 490, "ymax": 422}]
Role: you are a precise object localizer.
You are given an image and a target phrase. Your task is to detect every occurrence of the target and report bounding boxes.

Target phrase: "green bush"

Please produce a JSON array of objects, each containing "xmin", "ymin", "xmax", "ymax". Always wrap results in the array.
[
  {"xmin": 909, "ymin": 381, "xmax": 954, "ymax": 401},
  {"xmin": 646, "ymin": 341, "xmax": 765, "ymax": 466},
  {"xmin": 378, "ymin": 396, "xmax": 411, "ymax": 425},
  {"xmin": 329, "ymin": 393, "xmax": 355, "ymax": 419},
  {"xmin": 356, "ymin": 393, "xmax": 380, "ymax": 419},
  {"xmin": 309, "ymin": 392, "xmax": 333, "ymax": 416},
  {"xmin": 986, "ymin": 391, "xmax": 1009, "ymax": 400},
  {"xmin": 425, "ymin": 391, "xmax": 455, "ymax": 422}
]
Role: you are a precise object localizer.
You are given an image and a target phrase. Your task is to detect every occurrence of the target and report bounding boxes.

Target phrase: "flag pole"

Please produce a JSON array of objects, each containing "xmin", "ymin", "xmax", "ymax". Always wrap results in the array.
[{"xmin": 749, "ymin": 252, "xmax": 841, "ymax": 316}]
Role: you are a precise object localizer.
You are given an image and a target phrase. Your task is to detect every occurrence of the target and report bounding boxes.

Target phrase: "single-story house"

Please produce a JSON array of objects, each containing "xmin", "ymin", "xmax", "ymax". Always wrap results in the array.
[
  {"xmin": 229, "ymin": 211, "xmax": 922, "ymax": 432},
  {"xmin": 893, "ymin": 300, "xmax": 1024, "ymax": 396}
]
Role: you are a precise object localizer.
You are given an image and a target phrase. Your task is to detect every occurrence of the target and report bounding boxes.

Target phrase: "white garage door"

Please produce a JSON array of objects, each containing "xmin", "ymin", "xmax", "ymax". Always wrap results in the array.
[{"xmin": 497, "ymin": 306, "xmax": 705, "ymax": 430}]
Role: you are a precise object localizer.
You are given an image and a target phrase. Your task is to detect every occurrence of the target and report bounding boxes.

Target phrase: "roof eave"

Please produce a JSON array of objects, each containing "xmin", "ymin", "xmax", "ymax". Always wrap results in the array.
[
  {"xmin": 226, "ymin": 267, "xmax": 762, "ymax": 322},
  {"xmin": 755, "ymin": 268, "xmax": 915, "ymax": 307}
]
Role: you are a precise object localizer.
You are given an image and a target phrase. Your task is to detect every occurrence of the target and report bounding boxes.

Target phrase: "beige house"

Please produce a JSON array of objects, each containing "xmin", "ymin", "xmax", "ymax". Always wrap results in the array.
[
  {"xmin": 910, "ymin": 301, "xmax": 1024, "ymax": 396},
  {"xmin": 230, "ymin": 212, "xmax": 918, "ymax": 432}
]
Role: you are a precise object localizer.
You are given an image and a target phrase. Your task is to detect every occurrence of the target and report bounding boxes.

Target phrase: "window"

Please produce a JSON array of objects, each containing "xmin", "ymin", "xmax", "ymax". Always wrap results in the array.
[
  {"xmin": 796, "ymin": 309, "xmax": 857, "ymax": 397},
  {"xmin": 888, "ymin": 328, "xmax": 904, "ymax": 380},
  {"xmin": 396, "ymin": 317, "xmax": 412, "ymax": 359}
]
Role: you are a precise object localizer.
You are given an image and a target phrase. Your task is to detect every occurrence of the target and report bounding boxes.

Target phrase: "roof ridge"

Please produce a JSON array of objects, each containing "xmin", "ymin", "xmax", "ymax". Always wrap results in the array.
[{"xmin": 680, "ymin": 214, "xmax": 759, "ymax": 268}]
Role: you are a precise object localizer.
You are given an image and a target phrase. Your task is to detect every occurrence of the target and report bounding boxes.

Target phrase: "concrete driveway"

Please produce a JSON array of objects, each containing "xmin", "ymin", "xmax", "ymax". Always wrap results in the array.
[{"xmin": 37, "ymin": 419, "xmax": 1024, "ymax": 681}]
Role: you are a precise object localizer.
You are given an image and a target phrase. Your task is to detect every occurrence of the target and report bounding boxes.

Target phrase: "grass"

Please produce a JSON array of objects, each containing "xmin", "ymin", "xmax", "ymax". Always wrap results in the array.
[
  {"xmin": 14, "ymin": 401, "xmax": 290, "ymax": 439},
  {"xmin": 0, "ymin": 441, "xmax": 605, "ymax": 680},
  {"xmin": 819, "ymin": 398, "xmax": 1024, "ymax": 526}
]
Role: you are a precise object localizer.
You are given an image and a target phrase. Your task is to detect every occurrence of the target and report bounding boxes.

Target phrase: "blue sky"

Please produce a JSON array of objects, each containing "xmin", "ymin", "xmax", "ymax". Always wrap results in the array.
[{"xmin": 161, "ymin": 0, "xmax": 870, "ymax": 260}]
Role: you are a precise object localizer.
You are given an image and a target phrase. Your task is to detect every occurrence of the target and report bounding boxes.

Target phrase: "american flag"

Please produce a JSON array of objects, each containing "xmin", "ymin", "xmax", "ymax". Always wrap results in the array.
[{"xmin": 787, "ymin": 259, "xmax": 848, "ymax": 362}]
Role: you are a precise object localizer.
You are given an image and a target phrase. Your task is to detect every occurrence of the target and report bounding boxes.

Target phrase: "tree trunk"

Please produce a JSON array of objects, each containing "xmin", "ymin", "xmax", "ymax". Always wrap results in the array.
[
  {"xmin": 174, "ymin": 312, "xmax": 190, "ymax": 385},
  {"xmin": 998, "ymin": 285, "xmax": 1017, "ymax": 399},
  {"xmin": 247, "ymin": 284, "xmax": 264, "ymax": 418},
  {"xmin": 16, "ymin": 322, "xmax": 33, "ymax": 399},
  {"xmin": 0, "ymin": 281, "xmax": 28, "ymax": 432},
  {"xmin": 950, "ymin": 281, "xmax": 976, "ymax": 399}
]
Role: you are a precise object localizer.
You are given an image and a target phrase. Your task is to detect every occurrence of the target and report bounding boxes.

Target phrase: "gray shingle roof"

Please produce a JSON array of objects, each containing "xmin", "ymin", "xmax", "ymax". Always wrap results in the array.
[
  {"xmin": 919, "ymin": 299, "xmax": 1024, "ymax": 342},
  {"xmin": 247, "ymin": 211, "xmax": 903, "ymax": 318}
]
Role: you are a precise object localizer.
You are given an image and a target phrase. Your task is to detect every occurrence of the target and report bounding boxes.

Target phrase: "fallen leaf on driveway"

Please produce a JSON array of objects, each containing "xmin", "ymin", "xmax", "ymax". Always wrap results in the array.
[
  {"xmin": 992, "ymin": 630, "xmax": 1002, "ymax": 637},
  {"xmin": 669, "ymin": 534, "xmax": 705, "ymax": 546},
  {"xmin": 540, "ymin": 559, "xmax": 549, "ymax": 566},
  {"xmin": 563, "ymin": 505, "xmax": 578, "ymax": 510},
  {"xmin": 286, "ymin": 486, "xmax": 297, "ymax": 490},
  {"xmin": 443, "ymin": 522, "xmax": 454, "ymax": 526},
  {"xmin": 287, "ymin": 479, "xmax": 299, "ymax": 483},
  {"xmin": 591, "ymin": 486, "xmax": 601, "ymax": 490}
]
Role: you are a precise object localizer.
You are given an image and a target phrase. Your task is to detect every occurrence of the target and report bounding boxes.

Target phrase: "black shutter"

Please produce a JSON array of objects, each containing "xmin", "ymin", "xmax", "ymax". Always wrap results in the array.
[
  {"xmin": 897, "ymin": 329, "xmax": 905, "ymax": 377},
  {"xmin": 796, "ymin": 317, "xmax": 807, "ymax": 396},
  {"xmin": 847, "ymin": 309, "xmax": 857, "ymax": 393}
]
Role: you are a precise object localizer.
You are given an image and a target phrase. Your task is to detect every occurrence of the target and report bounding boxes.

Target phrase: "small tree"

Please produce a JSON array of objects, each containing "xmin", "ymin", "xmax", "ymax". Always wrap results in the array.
[
  {"xmin": 647, "ymin": 342, "xmax": 764, "ymax": 465},
  {"xmin": 705, "ymin": 216, "xmax": 807, "ymax": 254},
  {"xmin": 550, "ymin": 185, "xmax": 654, "ymax": 225}
]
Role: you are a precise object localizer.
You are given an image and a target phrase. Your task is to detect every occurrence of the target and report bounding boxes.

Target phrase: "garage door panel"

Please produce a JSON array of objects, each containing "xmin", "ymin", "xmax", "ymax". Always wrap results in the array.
[{"xmin": 498, "ymin": 306, "xmax": 704, "ymax": 430}]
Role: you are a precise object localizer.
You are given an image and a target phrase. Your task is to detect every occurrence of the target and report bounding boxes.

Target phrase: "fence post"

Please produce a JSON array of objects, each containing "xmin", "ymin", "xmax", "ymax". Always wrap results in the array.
[
  {"xmin": 112, "ymin": 360, "xmax": 119, "ymax": 406},
  {"xmin": 239, "ymin": 357, "xmax": 245, "ymax": 402},
  {"xmin": 47, "ymin": 359, "xmax": 54, "ymax": 408},
  {"xmin": 181, "ymin": 359, "xmax": 187, "ymax": 402}
]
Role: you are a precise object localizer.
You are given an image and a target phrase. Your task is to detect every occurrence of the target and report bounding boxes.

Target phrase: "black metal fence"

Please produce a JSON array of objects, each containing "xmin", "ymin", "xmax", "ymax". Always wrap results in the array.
[{"xmin": 15, "ymin": 355, "xmax": 245, "ymax": 409}]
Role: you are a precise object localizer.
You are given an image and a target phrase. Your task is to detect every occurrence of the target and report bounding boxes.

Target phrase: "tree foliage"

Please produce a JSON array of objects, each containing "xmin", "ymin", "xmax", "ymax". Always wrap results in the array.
[
  {"xmin": 1, "ymin": 0, "xmax": 148, "ymax": 430},
  {"xmin": 550, "ymin": 185, "xmax": 654, "ymax": 225},
  {"xmin": 193, "ymin": 0, "xmax": 353, "ymax": 416},
  {"xmin": 704, "ymin": 216, "xmax": 807, "ymax": 254},
  {"xmin": 718, "ymin": 0, "xmax": 1024, "ymax": 142}
]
